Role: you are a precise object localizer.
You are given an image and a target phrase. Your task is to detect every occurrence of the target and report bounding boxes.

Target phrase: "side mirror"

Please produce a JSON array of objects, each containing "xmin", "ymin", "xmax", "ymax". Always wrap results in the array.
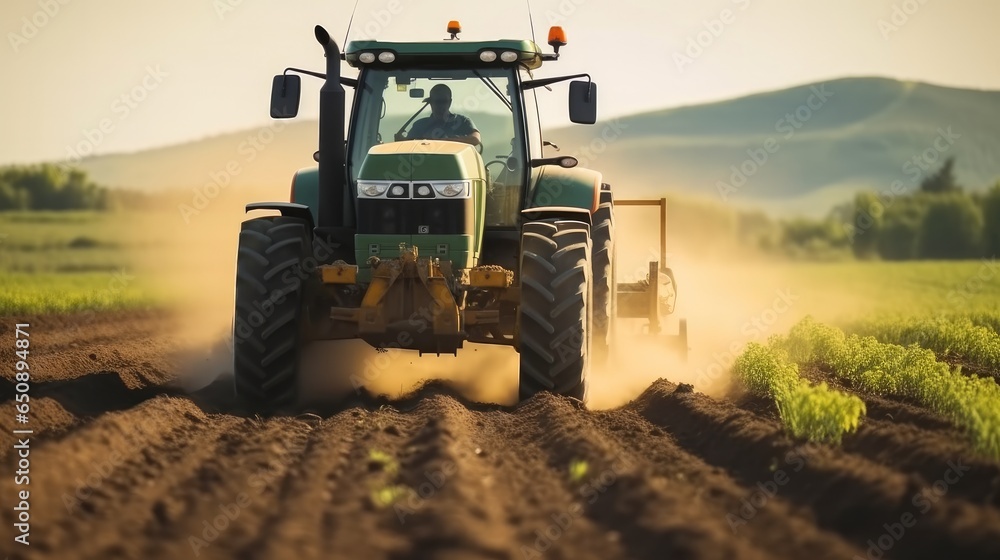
[
  {"xmin": 568, "ymin": 80, "xmax": 597, "ymax": 125},
  {"xmin": 270, "ymin": 74, "xmax": 301, "ymax": 119}
]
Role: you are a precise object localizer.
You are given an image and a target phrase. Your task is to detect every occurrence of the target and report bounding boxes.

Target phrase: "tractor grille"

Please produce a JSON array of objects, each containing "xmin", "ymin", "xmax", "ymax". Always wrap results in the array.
[{"xmin": 357, "ymin": 198, "xmax": 475, "ymax": 235}]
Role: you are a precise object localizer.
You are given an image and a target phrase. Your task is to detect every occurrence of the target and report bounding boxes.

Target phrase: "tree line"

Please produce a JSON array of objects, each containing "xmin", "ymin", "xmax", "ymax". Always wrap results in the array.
[
  {"xmin": 0, "ymin": 164, "xmax": 110, "ymax": 210},
  {"xmin": 850, "ymin": 158, "xmax": 1000, "ymax": 260},
  {"xmin": 765, "ymin": 157, "xmax": 1000, "ymax": 260},
  {"xmin": 0, "ymin": 164, "xmax": 154, "ymax": 211}
]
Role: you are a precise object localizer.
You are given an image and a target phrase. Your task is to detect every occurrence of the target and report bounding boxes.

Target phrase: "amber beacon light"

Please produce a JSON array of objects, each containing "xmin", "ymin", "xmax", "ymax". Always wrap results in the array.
[{"xmin": 547, "ymin": 26, "xmax": 567, "ymax": 54}]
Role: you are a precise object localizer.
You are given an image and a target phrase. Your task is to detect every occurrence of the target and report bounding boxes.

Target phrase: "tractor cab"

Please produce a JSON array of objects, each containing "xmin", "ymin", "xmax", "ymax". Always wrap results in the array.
[{"xmin": 346, "ymin": 63, "xmax": 528, "ymax": 229}]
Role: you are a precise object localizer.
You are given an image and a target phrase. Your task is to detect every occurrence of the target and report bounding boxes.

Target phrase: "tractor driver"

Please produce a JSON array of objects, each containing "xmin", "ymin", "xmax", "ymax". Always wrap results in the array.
[{"xmin": 395, "ymin": 84, "xmax": 482, "ymax": 147}]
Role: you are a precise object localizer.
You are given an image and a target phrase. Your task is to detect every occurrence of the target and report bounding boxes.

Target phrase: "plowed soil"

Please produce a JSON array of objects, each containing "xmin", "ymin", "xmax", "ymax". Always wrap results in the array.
[{"xmin": 2, "ymin": 311, "xmax": 1000, "ymax": 560}]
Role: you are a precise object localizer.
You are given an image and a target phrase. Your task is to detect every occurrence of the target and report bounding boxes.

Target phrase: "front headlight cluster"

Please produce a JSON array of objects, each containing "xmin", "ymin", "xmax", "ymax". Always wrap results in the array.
[
  {"xmin": 357, "ymin": 181, "xmax": 470, "ymax": 199},
  {"xmin": 433, "ymin": 182, "xmax": 468, "ymax": 197},
  {"xmin": 358, "ymin": 183, "xmax": 389, "ymax": 198}
]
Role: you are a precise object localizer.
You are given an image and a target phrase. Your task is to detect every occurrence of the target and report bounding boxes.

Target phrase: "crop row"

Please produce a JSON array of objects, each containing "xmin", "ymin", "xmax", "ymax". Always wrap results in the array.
[
  {"xmin": 777, "ymin": 318, "xmax": 1000, "ymax": 460},
  {"xmin": 966, "ymin": 311, "xmax": 1000, "ymax": 334},
  {"xmin": 851, "ymin": 316, "xmax": 1000, "ymax": 374},
  {"xmin": 732, "ymin": 342, "xmax": 866, "ymax": 443}
]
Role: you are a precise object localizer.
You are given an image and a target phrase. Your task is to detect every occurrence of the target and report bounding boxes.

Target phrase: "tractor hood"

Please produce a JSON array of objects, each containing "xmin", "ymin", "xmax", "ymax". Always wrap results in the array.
[
  {"xmin": 354, "ymin": 140, "xmax": 487, "ymax": 274},
  {"xmin": 357, "ymin": 140, "xmax": 486, "ymax": 183}
]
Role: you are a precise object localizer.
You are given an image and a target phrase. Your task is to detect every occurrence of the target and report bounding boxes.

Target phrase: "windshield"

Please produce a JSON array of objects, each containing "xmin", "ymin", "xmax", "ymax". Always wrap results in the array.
[{"xmin": 349, "ymin": 67, "xmax": 526, "ymax": 227}]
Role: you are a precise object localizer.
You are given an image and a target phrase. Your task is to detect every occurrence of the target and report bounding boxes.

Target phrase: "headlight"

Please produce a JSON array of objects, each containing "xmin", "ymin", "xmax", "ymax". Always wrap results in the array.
[
  {"xmin": 433, "ymin": 182, "xmax": 468, "ymax": 197},
  {"xmin": 358, "ymin": 52, "xmax": 376, "ymax": 64},
  {"xmin": 416, "ymin": 185, "xmax": 432, "ymax": 197},
  {"xmin": 358, "ymin": 183, "xmax": 388, "ymax": 197},
  {"xmin": 500, "ymin": 51, "xmax": 518, "ymax": 63},
  {"xmin": 479, "ymin": 51, "xmax": 497, "ymax": 62},
  {"xmin": 378, "ymin": 51, "xmax": 396, "ymax": 63}
]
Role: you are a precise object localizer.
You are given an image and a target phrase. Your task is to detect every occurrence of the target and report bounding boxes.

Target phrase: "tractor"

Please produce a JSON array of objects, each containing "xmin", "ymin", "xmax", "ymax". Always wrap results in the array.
[{"xmin": 233, "ymin": 21, "xmax": 687, "ymax": 412}]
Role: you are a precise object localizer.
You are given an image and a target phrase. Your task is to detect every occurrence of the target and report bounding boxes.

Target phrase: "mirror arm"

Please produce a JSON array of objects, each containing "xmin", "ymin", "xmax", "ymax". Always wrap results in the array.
[
  {"xmin": 283, "ymin": 67, "xmax": 357, "ymax": 88},
  {"xmin": 521, "ymin": 73, "xmax": 591, "ymax": 92}
]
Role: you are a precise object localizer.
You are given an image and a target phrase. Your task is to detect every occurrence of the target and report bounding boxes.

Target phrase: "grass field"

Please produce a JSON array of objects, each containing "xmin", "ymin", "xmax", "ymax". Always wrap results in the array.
[
  {"xmin": 0, "ymin": 211, "xmax": 160, "ymax": 314},
  {"xmin": 1, "ymin": 211, "xmax": 998, "ymax": 321}
]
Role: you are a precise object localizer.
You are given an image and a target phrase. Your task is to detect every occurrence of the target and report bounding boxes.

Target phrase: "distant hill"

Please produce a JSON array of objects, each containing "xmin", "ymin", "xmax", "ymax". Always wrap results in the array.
[
  {"xmin": 547, "ymin": 77, "xmax": 1000, "ymax": 214},
  {"xmin": 69, "ymin": 77, "xmax": 1000, "ymax": 216}
]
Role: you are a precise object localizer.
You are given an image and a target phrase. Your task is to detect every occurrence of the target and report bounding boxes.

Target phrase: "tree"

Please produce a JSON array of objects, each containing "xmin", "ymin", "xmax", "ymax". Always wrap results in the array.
[
  {"xmin": 0, "ymin": 179, "xmax": 28, "ymax": 210},
  {"xmin": 981, "ymin": 182, "xmax": 1000, "ymax": 257},
  {"xmin": 917, "ymin": 193, "xmax": 983, "ymax": 259},
  {"xmin": 851, "ymin": 191, "xmax": 883, "ymax": 259},
  {"xmin": 876, "ymin": 199, "xmax": 924, "ymax": 260},
  {"xmin": 919, "ymin": 156, "xmax": 961, "ymax": 194}
]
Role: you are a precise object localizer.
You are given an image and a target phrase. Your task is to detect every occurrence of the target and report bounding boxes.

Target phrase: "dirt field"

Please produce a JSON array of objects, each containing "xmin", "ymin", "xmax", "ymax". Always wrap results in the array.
[{"xmin": 2, "ymin": 311, "xmax": 1000, "ymax": 560}]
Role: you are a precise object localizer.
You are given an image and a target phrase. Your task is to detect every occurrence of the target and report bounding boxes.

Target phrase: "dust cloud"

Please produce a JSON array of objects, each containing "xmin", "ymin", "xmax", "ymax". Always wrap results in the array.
[
  {"xmin": 126, "ymin": 180, "xmax": 865, "ymax": 410},
  {"xmin": 586, "ymin": 190, "xmax": 869, "ymax": 409},
  {"xmin": 127, "ymin": 184, "xmax": 520, "ymax": 405}
]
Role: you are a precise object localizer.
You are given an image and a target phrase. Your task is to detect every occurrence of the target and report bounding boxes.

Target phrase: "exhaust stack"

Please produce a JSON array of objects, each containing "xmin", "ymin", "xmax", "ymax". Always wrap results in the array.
[{"xmin": 314, "ymin": 25, "xmax": 349, "ymax": 228}]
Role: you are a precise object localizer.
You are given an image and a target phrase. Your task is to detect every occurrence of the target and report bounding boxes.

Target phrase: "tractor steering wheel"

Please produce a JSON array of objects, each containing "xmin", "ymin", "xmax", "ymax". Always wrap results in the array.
[{"xmin": 485, "ymin": 159, "xmax": 507, "ymax": 182}]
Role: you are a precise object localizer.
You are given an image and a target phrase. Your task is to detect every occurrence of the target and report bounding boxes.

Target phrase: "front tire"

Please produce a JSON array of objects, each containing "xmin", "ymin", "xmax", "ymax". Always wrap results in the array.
[
  {"xmin": 233, "ymin": 216, "xmax": 312, "ymax": 412},
  {"xmin": 518, "ymin": 220, "xmax": 593, "ymax": 402},
  {"xmin": 591, "ymin": 189, "xmax": 615, "ymax": 363}
]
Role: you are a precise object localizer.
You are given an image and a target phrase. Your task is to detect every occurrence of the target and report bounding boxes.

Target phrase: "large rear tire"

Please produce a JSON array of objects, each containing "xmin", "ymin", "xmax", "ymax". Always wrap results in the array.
[
  {"xmin": 518, "ymin": 220, "xmax": 592, "ymax": 402},
  {"xmin": 233, "ymin": 216, "xmax": 312, "ymax": 413},
  {"xmin": 591, "ymin": 189, "xmax": 615, "ymax": 363}
]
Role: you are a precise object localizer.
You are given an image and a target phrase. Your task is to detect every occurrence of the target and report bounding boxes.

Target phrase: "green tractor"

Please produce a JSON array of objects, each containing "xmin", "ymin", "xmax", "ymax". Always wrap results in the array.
[{"xmin": 233, "ymin": 22, "xmax": 686, "ymax": 412}]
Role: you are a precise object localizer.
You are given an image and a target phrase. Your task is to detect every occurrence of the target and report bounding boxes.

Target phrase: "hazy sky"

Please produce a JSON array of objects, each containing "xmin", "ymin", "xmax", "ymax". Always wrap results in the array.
[{"xmin": 1, "ymin": 0, "xmax": 998, "ymax": 164}]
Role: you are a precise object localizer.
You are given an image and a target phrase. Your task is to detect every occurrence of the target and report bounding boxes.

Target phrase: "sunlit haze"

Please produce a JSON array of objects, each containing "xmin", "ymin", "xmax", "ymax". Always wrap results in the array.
[{"xmin": 1, "ymin": 0, "xmax": 998, "ymax": 164}]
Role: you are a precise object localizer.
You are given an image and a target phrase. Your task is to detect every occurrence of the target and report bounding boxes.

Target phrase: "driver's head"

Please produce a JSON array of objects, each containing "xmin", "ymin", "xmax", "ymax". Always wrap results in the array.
[{"xmin": 428, "ymin": 84, "xmax": 452, "ymax": 117}]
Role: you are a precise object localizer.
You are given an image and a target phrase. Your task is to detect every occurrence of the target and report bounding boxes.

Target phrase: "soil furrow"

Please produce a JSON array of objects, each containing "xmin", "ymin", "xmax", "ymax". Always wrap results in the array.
[
  {"xmin": 384, "ymin": 395, "xmax": 519, "ymax": 560},
  {"xmin": 1, "ymin": 397, "xmax": 236, "ymax": 559},
  {"xmin": 633, "ymin": 380, "xmax": 1000, "ymax": 560},
  {"xmin": 732, "ymin": 392, "xmax": 1000, "ymax": 507},
  {"xmin": 139, "ymin": 416, "xmax": 313, "ymax": 560},
  {"xmin": 4, "ymin": 310, "xmax": 1000, "ymax": 560},
  {"xmin": 457, "ymin": 395, "xmax": 629, "ymax": 560},
  {"xmin": 247, "ymin": 409, "xmax": 415, "ymax": 560},
  {"xmin": 532, "ymin": 394, "xmax": 867, "ymax": 560}
]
